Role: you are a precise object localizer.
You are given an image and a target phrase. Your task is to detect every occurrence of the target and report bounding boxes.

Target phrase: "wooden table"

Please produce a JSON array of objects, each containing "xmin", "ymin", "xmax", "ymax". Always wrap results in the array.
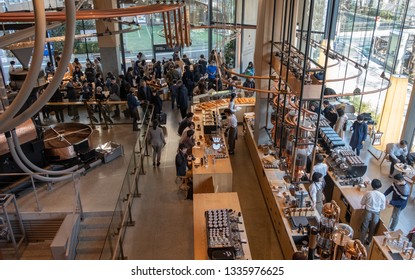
[
  {"xmin": 193, "ymin": 192, "xmax": 252, "ymax": 260},
  {"xmin": 394, "ymin": 163, "xmax": 414, "ymax": 174}
]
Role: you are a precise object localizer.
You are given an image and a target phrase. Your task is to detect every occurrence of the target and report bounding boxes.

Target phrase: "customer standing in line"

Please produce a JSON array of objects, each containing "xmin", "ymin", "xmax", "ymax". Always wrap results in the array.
[
  {"xmin": 359, "ymin": 179, "xmax": 386, "ymax": 245},
  {"xmin": 309, "ymin": 172, "xmax": 325, "ymax": 215},
  {"xmin": 127, "ymin": 89, "xmax": 140, "ymax": 131},
  {"xmin": 334, "ymin": 108, "xmax": 348, "ymax": 139},
  {"xmin": 147, "ymin": 120, "xmax": 166, "ymax": 167},
  {"xmin": 224, "ymin": 108, "xmax": 237, "ymax": 155},
  {"xmin": 349, "ymin": 114, "xmax": 367, "ymax": 156},
  {"xmin": 384, "ymin": 173, "xmax": 410, "ymax": 231},
  {"xmin": 177, "ymin": 80, "xmax": 189, "ymax": 119}
]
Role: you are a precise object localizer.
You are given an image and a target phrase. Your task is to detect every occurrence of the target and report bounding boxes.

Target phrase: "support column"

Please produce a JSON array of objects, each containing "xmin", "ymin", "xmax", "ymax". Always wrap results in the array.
[
  {"xmin": 253, "ymin": 0, "xmax": 283, "ymax": 145},
  {"xmin": 401, "ymin": 83, "xmax": 415, "ymax": 147},
  {"xmin": 93, "ymin": 0, "xmax": 121, "ymax": 76}
]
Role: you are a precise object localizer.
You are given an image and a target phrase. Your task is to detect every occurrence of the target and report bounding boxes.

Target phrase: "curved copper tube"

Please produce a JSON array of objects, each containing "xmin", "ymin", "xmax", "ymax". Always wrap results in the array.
[
  {"xmin": 284, "ymin": 111, "xmax": 316, "ymax": 132},
  {"xmin": 325, "ymin": 75, "xmax": 391, "ymax": 98},
  {"xmin": 191, "ymin": 24, "xmax": 257, "ymax": 30},
  {"xmin": 221, "ymin": 77, "xmax": 283, "ymax": 94},
  {"xmin": 0, "ymin": 3, "xmax": 184, "ymax": 22},
  {"xmin": 222, "ymin": 66, "xmax": 274, "ymax": 80}
]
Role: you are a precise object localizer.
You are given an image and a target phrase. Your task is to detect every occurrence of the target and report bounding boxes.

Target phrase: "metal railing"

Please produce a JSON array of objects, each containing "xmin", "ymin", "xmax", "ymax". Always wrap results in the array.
[{"xmin": 99, "ymin": 104, "xmax": 154, "ymax": 260}]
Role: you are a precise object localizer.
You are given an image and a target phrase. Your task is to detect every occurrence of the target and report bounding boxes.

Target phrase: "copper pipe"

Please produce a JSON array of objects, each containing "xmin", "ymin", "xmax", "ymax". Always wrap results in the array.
[
  {"xmin": 221, "ymin": 77, "xmax": 282, "ymax": 94},
  {"xmin": 177, "ymin": 6, "xmax": 184, "ymax": 47},
  {"xmin": 161, "ymin": 12, "xmax": 170, "ymax": 47},
  {"xmin": 173, "ymin": 8, "xmax": 179, "ymax": 46},
  {"xmin": 183, "ymin": 5, "xmax": 189, "ymax": 46},
  {"xmin": 191, "ymin": 24, "xmax": 257, "ymax": 30},
  {"xmin": 0, "ymin": 4, "xmax": 184, "ymax": 22},
  {"xmin": 166, "ymin": 11, "xmax": 174, "ymax": 48}
]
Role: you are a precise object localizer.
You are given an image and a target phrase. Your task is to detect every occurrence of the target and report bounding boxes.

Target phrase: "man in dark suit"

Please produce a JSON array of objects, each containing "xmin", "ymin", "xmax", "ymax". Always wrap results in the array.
[
  {"xmin": 177, "ymin": 80, "xmax": 189, "ymax": 119},
  {"xmin": 138, "ymin": 80, "xmax": 152, "ymax": 120}
]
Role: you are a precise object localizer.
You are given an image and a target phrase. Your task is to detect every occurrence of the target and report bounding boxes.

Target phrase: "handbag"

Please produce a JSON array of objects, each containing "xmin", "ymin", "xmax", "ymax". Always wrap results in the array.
[
  {"xmin": 109, "ymin": 93, "xmax": 121, "ymax": 101},
  {"xmin": 342, "ymin": 121, "xmax": 347, "ymax": 131}
]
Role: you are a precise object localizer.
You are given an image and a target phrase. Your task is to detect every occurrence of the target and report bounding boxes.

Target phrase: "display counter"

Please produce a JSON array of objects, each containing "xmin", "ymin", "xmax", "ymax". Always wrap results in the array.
[
  {"xmin": 193, "ymin": 192, "xmax": 252, "ymax": 260},
  {"xmin": 192, "ymin": 89, "xmax": 231, "ymax": 103},
  {"xmin": 368, "ymin": 231, "xmax": 414, "ymax": 260},
  {"xmin": 193, "ymin": 97, "xmax": 255, "ymax": 123},
  {"xmin": 243, "ymin": 115, "xmax": 319, "ymax": 259},
  {"xmin": 327, "ymin": 172, "xmax": 392, "ymax": 239},
  {"xmin": 191, "ymin": 107, "xmax": 233, "ymax": 193}
]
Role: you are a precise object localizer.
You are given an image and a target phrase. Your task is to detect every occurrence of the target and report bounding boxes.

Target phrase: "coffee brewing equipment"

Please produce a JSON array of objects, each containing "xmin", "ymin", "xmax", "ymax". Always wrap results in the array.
[
  {"xmin": 327, "ymin": 147, "xmax": 367, "ymax": 179},
  {"xmin": 344, "ymin": 239, "xmax": 367, "ymax": 260},
  {"xmin": 332, "ymin": 223, "xmax": 354, "ymax": 260},
  {"xmin": 205, "ymin": 209, "xmax": 245, "ymax": 260}
]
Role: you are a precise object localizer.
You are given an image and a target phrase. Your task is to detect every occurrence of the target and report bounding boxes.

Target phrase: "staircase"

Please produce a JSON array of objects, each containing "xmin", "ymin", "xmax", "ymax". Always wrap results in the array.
[
  {"xmin": 75, "ymin": 212, "xmax": 112, "ymax": 260},
  {"xmin": 20, "ymin": 240, "xmax": 53, "ymax": 260},
  {"xmin": 0, "ymin": 212, "xmax": 113, "ymax": 260}
]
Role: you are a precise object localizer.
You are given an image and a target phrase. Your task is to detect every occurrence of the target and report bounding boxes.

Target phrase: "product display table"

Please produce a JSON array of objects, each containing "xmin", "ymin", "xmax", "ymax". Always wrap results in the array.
[{"xmin": 193, "ymin": 192, "xmax": 252, "ymax": 260}]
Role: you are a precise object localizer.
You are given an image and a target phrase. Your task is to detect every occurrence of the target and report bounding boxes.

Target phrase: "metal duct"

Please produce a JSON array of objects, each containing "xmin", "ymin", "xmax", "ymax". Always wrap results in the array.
[
  {"xmin": 11, "ymin": 129, "xmax": 80, "ymax": 175},
  {"xmin": 6, "ymin": 132, "xmax": 84, "ymax": 183},
  {"xmin": 0, "ymin": 0, "xmax": 76, "ymax": 134},
  {"xmin": 0, "ymin": 0, "xmax": 46, "ymax": 131}
]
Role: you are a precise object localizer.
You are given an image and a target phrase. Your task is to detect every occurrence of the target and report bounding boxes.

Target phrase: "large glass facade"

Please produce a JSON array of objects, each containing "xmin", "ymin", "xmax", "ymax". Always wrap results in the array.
[
  {"xmin": 294, "ymin": 0, "xmax": 415, "ymax": 146},
  {"xmin": 1, "ymin": 0, "xmax": 413, "ymax": 142}
]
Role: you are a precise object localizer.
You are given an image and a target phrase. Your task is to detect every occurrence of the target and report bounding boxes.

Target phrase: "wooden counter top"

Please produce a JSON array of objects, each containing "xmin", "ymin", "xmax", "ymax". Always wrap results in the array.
[
  {"xmin": 191, "ymin": 108, "xmax": 233, "ymax": 193},
  {"xmin": 369, "ymin": 232, "xmax": 413, "ymax": 260},
  {"xmin": 193, "ymin": 192, "xmax": 252, "ymax": 260},
  {"xmin": 244, "ymin": 117, "xmax": 318, "ymax": 259}
]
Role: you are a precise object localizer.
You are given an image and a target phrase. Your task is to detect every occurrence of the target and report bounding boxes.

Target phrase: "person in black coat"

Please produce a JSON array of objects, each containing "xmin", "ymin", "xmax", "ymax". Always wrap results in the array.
[
  {"xmin": 198, "ymin": 54, "xmax": 207, "ymax": 75},
  {"xmin": 177, "ymin": 80, "xmax": 189, "ymax": 119},
  {"xmin": 170, "ymin": 79, "xmax": 179, "ymax": 110},
  {"xmin": 50, "ymin": 88, "xmax": 65, "ymax": 122},
  {"xmin": 150, "ymin": 91, "xmax": 163, "ymax": 119},
  {"xmin": 125, "ymin": 67, "xmax": 135, "ymax": 87},
  {"xmin": 154, "ymin": 61, "xmax": 162, "ymax": 79},
  {"xmin": 127, "ymin": 89, "xmax": 141, "ymax": 130},
  {"xmin": 349, "ymin": 115, "xmax": 368, "ymax": 156},
  {"xmin": 175, "ymin": 143, "xmax": 192, "ymax": 177},
  {"xmin": 182, "ymin": 65, "xmax": 195, "ymax": 99}
]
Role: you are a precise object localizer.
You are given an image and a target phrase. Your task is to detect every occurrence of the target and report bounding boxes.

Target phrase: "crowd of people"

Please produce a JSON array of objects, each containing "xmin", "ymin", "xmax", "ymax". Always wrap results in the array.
[{"xmin": 38, "ymin": 51, "xmax": 256, "ymax": 129}]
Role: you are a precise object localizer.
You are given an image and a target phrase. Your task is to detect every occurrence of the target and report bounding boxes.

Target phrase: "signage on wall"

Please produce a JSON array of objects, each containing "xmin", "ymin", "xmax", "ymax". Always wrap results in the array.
[{"xmin": 153, "ymin": 44, "xmax": 180, "ymax": 54}]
